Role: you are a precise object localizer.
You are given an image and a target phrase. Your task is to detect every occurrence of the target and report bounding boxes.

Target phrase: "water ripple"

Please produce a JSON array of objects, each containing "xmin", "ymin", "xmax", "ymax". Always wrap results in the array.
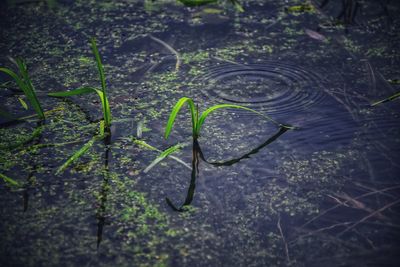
[{"xmin": 196, "ymin": 61, "xmax": 327, "ymax": 116}]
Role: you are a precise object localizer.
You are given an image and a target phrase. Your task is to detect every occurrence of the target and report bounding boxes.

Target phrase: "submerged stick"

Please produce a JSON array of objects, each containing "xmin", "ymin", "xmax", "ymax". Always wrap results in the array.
[
  {"xmin": 338, "ymin": 199, "xmax": 400, "ymax": 236},
  {"xmin": 277, "ymin": 215, "xmax": 291, "ymax": 264},
  {"xmin": 148, "ymin": 34, "xmax": 181, "ymax": 71},
  {"xmin": 301, "ymin": 185, "xmax": 400, "ymax": 228}
]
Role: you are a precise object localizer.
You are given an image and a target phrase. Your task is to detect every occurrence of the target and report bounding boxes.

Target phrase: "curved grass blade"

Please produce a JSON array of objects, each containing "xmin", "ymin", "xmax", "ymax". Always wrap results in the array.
[
  {"xmin": 132, "ymin": 137, "xmax": 191, "ymax": 170},
  {"xmin": 0, "ymin": 65, "xmax": 45, "ymax": 120},
  {"xmin": 165, "ymin": 97, "xmax": 197, "ymax": 139},
  {"xmin": 371, "ymin": 91, "xmax": 400, "ymax": 106},
  {"xmin": 55, "ymin": 120, "xmax": 106, "ymax": 175},
  {"xmin": 18, "ymin": 97, "xmax": 29, "ymax": 110},
  {"xmin": 229, "ymin": 0, "xmax": 244, "ymax": 12},
  {"xmin": 91, "ymin": 38, "xmax": 110, "ymax": 128},
  {"xmin": 0, "ymin": 173, "xmax": 20, "ymax": 187},
  {"xmin": 15, "ymin": 58, "xmax": 45, "ymax": 119},
  {"xmin": 143, "ymin": 143, "xmax": 187, "ymax": 173},
  {"xmin": 196, "ymin": 104, "xmax": 292, "ymax": 137},
  {"xmin": 48, "ymin": 86, "xmax": 111, "ymax": 127},
  {"xmin": 55, "ymin": 136, "xmax": 98, "ymax": 175},
  {"xmin": 0, "ymin": 125, "xmax": 44, "ymax": 150}
]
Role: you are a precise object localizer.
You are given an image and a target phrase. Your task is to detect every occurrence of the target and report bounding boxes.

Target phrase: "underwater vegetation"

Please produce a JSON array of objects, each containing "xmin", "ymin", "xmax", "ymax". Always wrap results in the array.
[
  {"xmin": 165, "ymin": 97, "xmax": 293, "ymax": 141},
  {"xmin": 0, "ymin": 58, "xmax": 45, "ymax": 120}
]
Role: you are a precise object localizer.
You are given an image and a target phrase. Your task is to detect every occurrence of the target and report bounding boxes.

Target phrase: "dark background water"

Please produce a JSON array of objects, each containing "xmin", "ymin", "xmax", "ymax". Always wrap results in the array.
[{"xmin": 0, "ymin": 0, "xmax": 400, "ymax": 266}]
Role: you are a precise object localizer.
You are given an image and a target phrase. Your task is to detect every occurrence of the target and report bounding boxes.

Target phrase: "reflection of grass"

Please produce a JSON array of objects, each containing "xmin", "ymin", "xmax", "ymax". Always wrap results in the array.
[
  {"xmin": 0, "ymin": 58, "xmax": 45, "ymax": 120},
  {"xmin": 48, "ymin": 38, "xmax": 111, "ymax": 131},
  {"xmin": 177, "ymin": 0, "xmax": 244, "ymax": 12},
  {"xmin": 165, "ymin": 97, "xmax": 293, "ymax": 141}
]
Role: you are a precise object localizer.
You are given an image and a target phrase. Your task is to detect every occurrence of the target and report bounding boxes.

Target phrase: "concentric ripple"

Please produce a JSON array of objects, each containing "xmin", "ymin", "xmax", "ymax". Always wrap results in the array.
[{"xmin": 196, "ymin": 61, "xmax": 327, "ymax": 116}]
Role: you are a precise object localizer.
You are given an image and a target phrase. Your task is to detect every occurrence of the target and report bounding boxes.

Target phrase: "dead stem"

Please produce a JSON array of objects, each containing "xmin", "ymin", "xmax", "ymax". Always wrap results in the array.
[
  {"xmin": 148, "ymin": 34, "xmax": 181, "ymax": 72},
  {"xmin": 338, "ymin": 198, "xmax": 400, "ymax": 236},
  {"xmin": 301, "ymin": 185, "xmax": 400, "ymax": 228},
  {"xmin": 277, "ymin": 214, "xmax": 291, "ymax": 264}
]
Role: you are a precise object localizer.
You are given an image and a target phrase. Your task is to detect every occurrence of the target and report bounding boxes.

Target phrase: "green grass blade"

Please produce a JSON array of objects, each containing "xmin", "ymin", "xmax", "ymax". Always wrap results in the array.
[
  {"xmin": 371, "ymin": 91, "xmax": 400, "ymax": 106},
  {"xmin": 55, "ymin": 120, "xmax": 106, "ymax": 175},
  {"xmin": 48, "ymin": 86, "xmax": 97, "ymax": 97},
  {"xmin": 15, "ymin": 59, "xmax": 45, "ymax": 119},
  {"xmin": 132, "ymin": 137, "xmax": 191, "ymax": 170},
  {"xmin": 90, "ymin": 38, "xmax": 110, "ymax": 128},
  {"xmin": 18, "ymin": 97, "xmax": 29, "ymax": 110},
  {"xmin": 49, "ymin": 86, "xmax": 111, "ymax": 126},
  {"xmin": 229, "ymin": 0, "xmax": 244, "ymax": 12},
  {"xmin": 0, "ymin": 173, "xmax": 20, "ymax": 187},
  {"xmin": 0, "ymin": 124, "xmax": 44, "ymax": 150},
  {"xmin": 143, "ymin": 143, "xmax": 186, "ymax": 173},
  {"xmin": 165, "ymin": 97, "xmax": 197, "ymax": 139},
  {"xmin": 56, "ymin": 135, "xmax": 98, "ymax": 175},
  {"xmin": 0, "ymin": 67, "xmax": 26, "ymax": 92},
  {"xmin": 196, "ymin": 104, "xmax": 291, "ymax": 137}
]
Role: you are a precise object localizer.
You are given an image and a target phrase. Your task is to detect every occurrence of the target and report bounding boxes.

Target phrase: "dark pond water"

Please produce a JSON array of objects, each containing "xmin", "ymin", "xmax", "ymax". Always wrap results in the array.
[{"xmin": 1, "ymin": 0, "xmax": 400, "ymax": 266}]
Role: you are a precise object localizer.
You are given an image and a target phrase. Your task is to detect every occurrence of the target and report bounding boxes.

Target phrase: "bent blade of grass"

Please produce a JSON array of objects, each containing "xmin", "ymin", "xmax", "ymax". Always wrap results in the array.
[
  {"xmin": 90, "ymin": 38, "xmax": 110, "ymax": 128},
  {"xmin": 144, "ymin": 143, "xmax": 187, "ymax": 173},
  {"xmin": 48, "ymin": 86, "xmax": 111, "ymax": 127},
  {"xmin": 15, "ymin": 58, "xmax": 45, "ymax": 119},
  {"xmin": 56, "ymin": 136, "xmax": 98, "ymax": 175},
  {"xmin": 0, "ymin": 125, "xmax": 44, "ymax": 150},
  {"xmin": 132, "ymin": 137, "xmax": 191, "ymax": 170},
  {"xmin": 18, "ymin": 97, "xmax": 29, "ymax": 110},
  {"xmin": 0, "ymin": 173, "xmax": 20, "ymax": 187},
  {"xmin": 165, "ymin": 97, "xmax": 197, "ymax": 139},
  {"xmin": 371, "ymin": 91, "xmax": 400, "ymax": 106},
  {"xmin": 196, "ymin": 104, "xmax": 290, "ymax": 136},
  {"xmin": 56, "ymin": 120, "xmax": 106, "ymax": 175},
  {"xmin": 229, "ymin": 0, "xmax": 244, "ymax": 12},
  {"xmin": 0, "ymin": 66, "xmax": 44, "ymax": 119}
]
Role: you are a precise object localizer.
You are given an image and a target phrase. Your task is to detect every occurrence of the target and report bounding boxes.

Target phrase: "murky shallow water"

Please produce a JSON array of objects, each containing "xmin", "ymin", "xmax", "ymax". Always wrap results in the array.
[{"xmin": 1, "ymin": 0, "xmax": 400, "ymax": 266}]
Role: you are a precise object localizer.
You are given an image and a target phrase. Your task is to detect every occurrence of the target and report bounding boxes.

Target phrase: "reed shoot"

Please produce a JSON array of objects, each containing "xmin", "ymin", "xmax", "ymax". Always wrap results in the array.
[
  {"xmin": 48, "ymin": 38, "xmax": 111, "ymax": 130},
  {"xmin": 165, "ymin": 97, "xmax": 293, "ymax": 140},
  {"xmin": 0, "ymin": 58, "xmax": 45, "ymax": 120}
]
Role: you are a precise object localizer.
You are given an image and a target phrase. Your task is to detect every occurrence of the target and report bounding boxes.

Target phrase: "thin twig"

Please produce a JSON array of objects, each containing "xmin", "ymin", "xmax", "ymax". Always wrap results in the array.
[
  {"xmin": 277, "ymin": 214, "xmax": 290, "ymax": 264},
  {"xmin": 148, "ymin": 34, "xmax": 181, "ymax": 71},
  {"xmin": 301, "ymin": 185, "xmax": 400, "ymax": 228},
  {"xmin": 338, "ymin": 199, "xmax": 400, "ymax": 236}
]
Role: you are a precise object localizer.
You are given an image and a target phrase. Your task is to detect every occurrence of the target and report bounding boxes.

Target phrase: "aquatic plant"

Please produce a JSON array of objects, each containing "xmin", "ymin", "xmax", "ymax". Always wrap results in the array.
[
  {"xmin": 177, "ymin": 0, "xmax": 244, "ymax": 12},
  {"xmin": 55, "ymin": 120, "xmax": 106, "ymax": 175},
  {"xmin": 165, "ymin": 97, "xmax": 292, "ymax": 140},
  {"xmin": 371, "ymin": 91, "xmax": 400, "ymax": 106},
  {"xmin": 0, "ymin": 58, "xmax": 45, "ymax": 120},
  {"xmin": 0, "ymin": 173, "xmax": 20, "ymax": 187},
  {"xmin": 48, "ymin": 38, "xmax": 111, "ymax": 131}
]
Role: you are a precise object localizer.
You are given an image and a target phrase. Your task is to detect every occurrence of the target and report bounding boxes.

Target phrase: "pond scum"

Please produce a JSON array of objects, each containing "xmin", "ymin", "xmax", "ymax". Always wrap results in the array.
[{"xmin": 1, "ymin": 0, "xmax": 400, "ymax": 266}]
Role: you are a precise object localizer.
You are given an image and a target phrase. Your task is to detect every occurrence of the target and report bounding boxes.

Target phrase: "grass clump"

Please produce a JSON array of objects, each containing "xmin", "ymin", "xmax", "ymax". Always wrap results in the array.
[
  {"xmin": 165, "ymin": 97, "xmax": 293, "ymax": 141},
  {"xmin": 48, "ymin": 37, "xmax": 111, "ymax": 131},
  {"xmin": 0, "ymin": 58, "xmax": 45, "ymax": 120}
]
